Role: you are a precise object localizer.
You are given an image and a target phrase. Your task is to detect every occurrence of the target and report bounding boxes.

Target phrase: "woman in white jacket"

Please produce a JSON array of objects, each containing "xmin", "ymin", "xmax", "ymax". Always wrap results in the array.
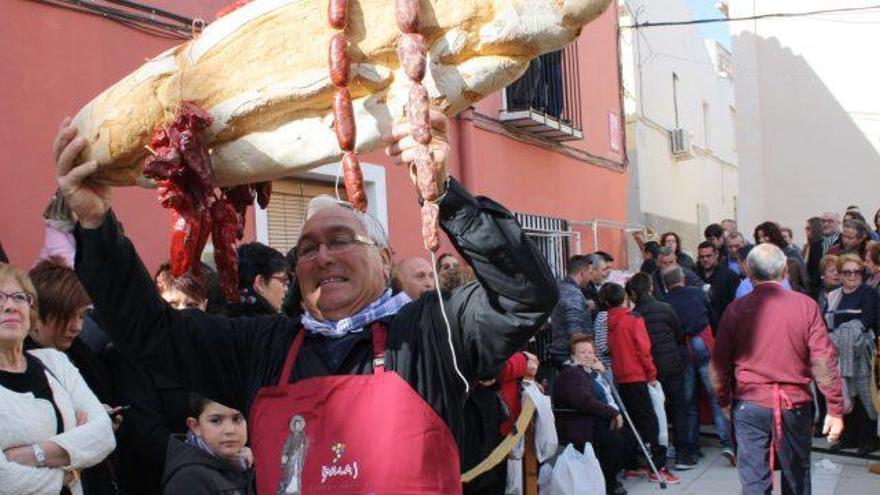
[{"xmin": 0, "ymin": 262, "xmax": 115, "ymax": 495}]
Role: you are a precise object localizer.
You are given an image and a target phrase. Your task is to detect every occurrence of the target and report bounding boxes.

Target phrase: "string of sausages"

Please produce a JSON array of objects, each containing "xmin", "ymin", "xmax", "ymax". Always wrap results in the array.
[
  {"xmin": 328, "ymin": 0, "xmax": 368, "ymax": 212},
  {"xmin": 395, "ymin": 0, "xmax": 441, "ymax": 252}
]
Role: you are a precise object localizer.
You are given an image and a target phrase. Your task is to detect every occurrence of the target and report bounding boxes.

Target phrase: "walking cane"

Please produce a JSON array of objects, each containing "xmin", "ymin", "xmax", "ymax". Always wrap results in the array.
[{"xmin": 607, "ymin": 378, "xmax": 668, "ymax": 489}]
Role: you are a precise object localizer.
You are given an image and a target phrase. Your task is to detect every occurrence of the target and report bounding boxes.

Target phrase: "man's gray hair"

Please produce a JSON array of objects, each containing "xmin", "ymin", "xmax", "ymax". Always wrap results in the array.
[
  {"xmin": 303, "ymin": 195, "xmax": 389, "ymax": 249},
  {"xmin": 746, "ymin": 244, "xmax": 786, "ymax": 281},
  {"xmin": 657, "ymin": 246, "xmax": 674, "ymax": 257},
  {"xmin": 661, "ymin": 266, "xmax": 684, "ymax": 288}
]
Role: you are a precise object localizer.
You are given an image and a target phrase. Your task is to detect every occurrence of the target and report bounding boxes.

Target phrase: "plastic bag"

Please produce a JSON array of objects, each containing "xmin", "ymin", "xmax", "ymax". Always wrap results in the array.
[
  {"xmin": 544, "ymin": 443, "xmax": 605, "ymax": 495},
  {"xmin": 648, "ymin": 381, "xmax": 669, "ymax": 447}
]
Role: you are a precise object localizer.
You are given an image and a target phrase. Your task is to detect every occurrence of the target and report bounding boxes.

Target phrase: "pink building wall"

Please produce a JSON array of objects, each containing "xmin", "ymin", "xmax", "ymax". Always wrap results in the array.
[{"xmin": 1, "ymin": 1, "xmax": 627, "ymax": 273}]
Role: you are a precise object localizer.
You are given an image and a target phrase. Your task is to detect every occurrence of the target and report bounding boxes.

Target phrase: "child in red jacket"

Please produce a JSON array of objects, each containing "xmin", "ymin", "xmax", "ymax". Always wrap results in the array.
[{"xmin": 602, "ymin": 283, "xmax": 679, "ymax": 484}]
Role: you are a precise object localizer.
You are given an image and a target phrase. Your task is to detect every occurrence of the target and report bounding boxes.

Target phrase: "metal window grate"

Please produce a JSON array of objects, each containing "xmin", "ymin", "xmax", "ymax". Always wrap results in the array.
[
  {"xmin": 501, "ymin": 42, "xmax": 584, "ymax": 142},
  {"xmin": 514, "ymin": 213, "xmax": 572, "ymax": 280}
]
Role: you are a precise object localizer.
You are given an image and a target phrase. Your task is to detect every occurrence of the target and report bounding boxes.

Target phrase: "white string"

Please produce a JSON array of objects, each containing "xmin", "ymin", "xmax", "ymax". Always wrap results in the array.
[
  {"xmin": 429, "ymin": 250, "xmax": 470, "ymax": 395},
  {"xmin": 334, "ymin": 161, "xmax": 342, "ymax": 201}
]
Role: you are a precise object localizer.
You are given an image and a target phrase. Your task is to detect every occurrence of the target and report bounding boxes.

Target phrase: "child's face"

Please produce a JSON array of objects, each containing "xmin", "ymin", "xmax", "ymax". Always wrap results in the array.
[{"xmin": 189, "ymin": 402, "xmax": 248, "ymax": 461}]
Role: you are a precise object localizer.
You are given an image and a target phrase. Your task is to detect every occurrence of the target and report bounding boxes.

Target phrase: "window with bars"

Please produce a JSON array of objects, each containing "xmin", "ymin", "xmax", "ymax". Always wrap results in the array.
[
  {"xmin": 265, "ymin": 178, "xmax": 342, "ymax": 255},
  {"xmin": 514, "ymin": 212, "xmax": 572, "ymax": 280}
]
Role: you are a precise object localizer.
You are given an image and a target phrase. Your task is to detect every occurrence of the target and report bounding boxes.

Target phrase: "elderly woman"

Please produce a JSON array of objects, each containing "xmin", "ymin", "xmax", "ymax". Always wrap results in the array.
[
  {"xmin": 0, "ymin": 262, "xmax": 115, "ymax": 494},
  {"xmin": 816, "ymin": 254, "xmax": 841, "ymax": 306},
  {"xmin": 553, "ymin": 334, "xmax": 625, "ymax": 495},
  {"xmin": 660, "ymin": 232, "xmax": 696, "ymax": 272},
  {"xmin": 822, "ymin": 254, "xmax": 879, "ymax": 455}
]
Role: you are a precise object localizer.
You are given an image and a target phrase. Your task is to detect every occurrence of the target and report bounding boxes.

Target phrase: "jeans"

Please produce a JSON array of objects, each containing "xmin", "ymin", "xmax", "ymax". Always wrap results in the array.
[
  {"xmin": 683, "ymin": 335, "xmax": 732, "ymax": 451},
  {"xmin": 733, "ymin": 400, "xmax": 812, "ymax": 495}
]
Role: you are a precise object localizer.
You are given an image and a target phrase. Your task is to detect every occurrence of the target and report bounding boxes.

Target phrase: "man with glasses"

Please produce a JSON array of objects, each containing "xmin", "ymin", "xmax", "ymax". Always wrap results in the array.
[{"xmin": 56, "ymin": 112, "xmax": 558, "ymax": 493}]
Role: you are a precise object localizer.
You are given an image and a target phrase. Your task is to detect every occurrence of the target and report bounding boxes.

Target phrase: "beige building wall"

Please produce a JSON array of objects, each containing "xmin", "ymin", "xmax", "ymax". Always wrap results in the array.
[
  {"xmin": 621, "ymin": 0, "xmax": 739, "ymax": 257},
  {"xmin": 729, "ymin": 0, "xmax": 880, "ymax": 244}
]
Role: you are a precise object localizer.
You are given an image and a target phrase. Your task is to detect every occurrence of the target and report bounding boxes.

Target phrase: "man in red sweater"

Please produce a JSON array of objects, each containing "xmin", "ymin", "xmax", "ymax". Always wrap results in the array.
[
  {"xmin": 712, "ymin": 244, "xmax": 845, "ymax": 495},
  {"xmin": 603, "ymin": 283, "xmax": 680, "ymax": 484}
]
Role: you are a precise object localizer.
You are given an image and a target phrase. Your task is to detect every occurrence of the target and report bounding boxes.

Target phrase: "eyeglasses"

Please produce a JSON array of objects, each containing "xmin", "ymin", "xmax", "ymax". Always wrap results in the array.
[
  {"xmin": 270, "ymin": 275, "xmax": 290, "ymax": 287},
  {"xmin": 841, "ymin": 270, "xmax": 862, "ymax": 277},
  {"xmin": 295, "ymin": 233, "xmax": 378, "ymax": 262},
  {"xmin": 0, "ymin": 291, "xmax": 33, "ymax": 307}
]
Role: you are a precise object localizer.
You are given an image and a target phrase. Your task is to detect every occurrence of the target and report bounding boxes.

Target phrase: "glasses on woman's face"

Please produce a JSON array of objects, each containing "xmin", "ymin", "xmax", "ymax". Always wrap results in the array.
[
  {"xmin": 270, "ymin": 275, "xmax": 290, "ymax": 288},
  {"xmin": 841, "ymin": 269, "xmax": 862, "ymax": 278},
  {"xmin": 0, "ymin": 291, "xmax": 33, "ymax": 307}
]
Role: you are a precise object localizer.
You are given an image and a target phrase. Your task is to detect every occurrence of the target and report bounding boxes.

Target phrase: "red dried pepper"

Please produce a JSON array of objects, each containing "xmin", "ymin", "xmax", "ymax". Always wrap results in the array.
[{"xmin": 210, "ymin": 199, "xmax": 241, "ymax": 301}]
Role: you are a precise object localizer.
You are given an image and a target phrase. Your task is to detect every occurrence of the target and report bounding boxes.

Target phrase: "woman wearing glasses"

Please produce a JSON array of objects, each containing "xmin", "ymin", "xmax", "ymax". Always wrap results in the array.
[
  {"xmin": 0, "ymin": 262, "xmax": 115, "ymax": 494},
  {"xmin": 225, "ymin": 242, "xmax": 290, "ymax": 317},
  {"xmin": 822, "ymin": 254, "xmax": 879, "ymax": 455}
]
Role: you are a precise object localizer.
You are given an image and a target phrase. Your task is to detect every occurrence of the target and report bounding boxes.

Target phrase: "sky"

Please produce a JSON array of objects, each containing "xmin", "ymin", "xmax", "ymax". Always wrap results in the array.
[{"xmin": 688, "ymin": 0, "xmax": 732, "ymax": 49}]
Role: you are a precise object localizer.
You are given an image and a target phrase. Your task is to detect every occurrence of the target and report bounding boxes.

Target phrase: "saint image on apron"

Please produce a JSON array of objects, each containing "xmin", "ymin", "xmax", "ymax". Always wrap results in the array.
[{"xmin": 279, "ymin": 415, "xmax": 308, "ymax": 495}]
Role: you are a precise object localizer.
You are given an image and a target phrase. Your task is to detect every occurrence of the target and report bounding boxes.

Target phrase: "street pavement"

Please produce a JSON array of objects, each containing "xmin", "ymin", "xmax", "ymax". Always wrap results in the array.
[{"xmin": 621, "ymin": 436, "xmax": 880, "ymax": 494}]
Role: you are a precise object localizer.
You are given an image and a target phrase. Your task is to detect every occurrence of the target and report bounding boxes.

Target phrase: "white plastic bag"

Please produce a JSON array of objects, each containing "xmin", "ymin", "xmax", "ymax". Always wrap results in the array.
[
  {"xmin": 522, "ymin": 382, "xmax": 558, "ymax": 462},
  {"xmin": 648, "ymin": 381, "xmax": 669, "ymax": 447},
  {"xmin": 544, "ymin": 443, "xmax": 605, "ymax": 495}
]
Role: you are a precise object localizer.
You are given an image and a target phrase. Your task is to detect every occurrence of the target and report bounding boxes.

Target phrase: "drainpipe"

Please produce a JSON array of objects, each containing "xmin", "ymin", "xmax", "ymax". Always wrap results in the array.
[{"xmin": 455, "ymin": 107, "xmax": 476, "ymax": 192}]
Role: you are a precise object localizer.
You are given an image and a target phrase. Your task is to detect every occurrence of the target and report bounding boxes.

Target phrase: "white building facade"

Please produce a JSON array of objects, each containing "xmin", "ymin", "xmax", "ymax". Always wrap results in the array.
[
  {"xmin": 620, "ymin": 0, "xmax": 739, "ymax": 254},
  {"xmin": 729, "ymin": 0, "xmax": 880, "ymax": 243}
]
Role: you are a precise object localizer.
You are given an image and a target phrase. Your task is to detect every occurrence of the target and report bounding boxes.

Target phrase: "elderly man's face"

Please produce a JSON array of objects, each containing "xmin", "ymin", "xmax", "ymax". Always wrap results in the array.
[
  {"xmin": 821, "ymin": 215, "xmax": 839, "ymax": 235},
  {"xmin": 438, "ymin": 256, "xmax": 460, "ymax": 274},
  {"xmin": 657, "ymin": 253, "xmax": 677, "ymax": 271},
  {"xmin": 726, "ymin": 236, "xmax": 743, "ymax": 257},
  {"xmin": 295, "ymin": 206, "xmax": 391, "ymax": 321},
  {"xmin": 588, "ymin": 261, "xmax": 607, "ymax": 284},
  {"xmin": 398, "ymin": 258, "xmax": 436, "ymax": 300}
]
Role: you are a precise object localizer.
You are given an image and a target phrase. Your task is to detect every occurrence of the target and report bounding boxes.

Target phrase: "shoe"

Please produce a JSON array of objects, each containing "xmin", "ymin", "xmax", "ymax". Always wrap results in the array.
[
  {"xmin": 869, "ymin": 463, "xmax": 880, "ymax": 475},
  {"xmin": 721, "ymin": 448, "xmax": 737, "ymax": 466},
  {"xmin": 623, "ymin": 467, "xmax": 649, "ymax": 479},
  {"xmin": 674, "ymin": 457, "xmax": 698, "ymax": 470},
  {"xmin": 649, "ymin": 468, "xmax": 682, "ymax": 485}
]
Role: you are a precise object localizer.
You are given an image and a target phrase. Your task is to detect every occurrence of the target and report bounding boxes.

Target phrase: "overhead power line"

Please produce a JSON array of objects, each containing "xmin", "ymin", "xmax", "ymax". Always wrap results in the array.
[
  {"xmin": 624, "ymin": 4, "xmax": 880, "ymax": 29},
  {"xmin": 29, "ymin": 0, "xmax": 197, "ymax": 40}
]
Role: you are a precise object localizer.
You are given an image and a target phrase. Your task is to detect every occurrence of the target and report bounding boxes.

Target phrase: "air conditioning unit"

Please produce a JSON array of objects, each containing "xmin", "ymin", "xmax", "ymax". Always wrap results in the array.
[{"xmin": 669, "ymin": 128, "xmax": 693, "ymax": 159}]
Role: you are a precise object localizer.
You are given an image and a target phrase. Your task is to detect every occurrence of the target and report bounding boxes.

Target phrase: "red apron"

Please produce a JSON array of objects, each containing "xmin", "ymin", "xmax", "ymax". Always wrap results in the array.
[{"xmin": 249, "ymin": 323, "xmax": 462, "ymax": 494}]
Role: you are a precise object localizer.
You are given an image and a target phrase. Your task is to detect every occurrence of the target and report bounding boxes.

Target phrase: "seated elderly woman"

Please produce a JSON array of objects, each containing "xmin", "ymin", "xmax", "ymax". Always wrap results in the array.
[
  {"xmin": 553, "ymin": 333, "xmax": 625, "ymax": 495},
  {"xmin": 0, "ymin": 262, "xmax": 115, "ymax": 495}
]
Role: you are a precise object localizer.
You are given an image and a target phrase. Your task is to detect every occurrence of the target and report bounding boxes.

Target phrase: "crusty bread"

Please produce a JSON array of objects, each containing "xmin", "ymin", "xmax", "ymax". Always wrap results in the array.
[{"xmin": 72, "ymin": 0, "xmax": 611, "ymax": 187}]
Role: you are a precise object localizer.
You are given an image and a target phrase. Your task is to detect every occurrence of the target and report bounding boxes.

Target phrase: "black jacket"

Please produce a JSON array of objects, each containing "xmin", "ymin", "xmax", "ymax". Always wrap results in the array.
[
  {"xmin": 75, "ymin": 178, "xmax": 558, "ymax": 448},
  {"xmin": 696, "ymin": 263, "xmax": 741, "ymax": 320},
  {"xmin": 633, "ymin": 296, "xmax": 686, "ymax": 378},
  {"xmin": 652, "ymin": 266, "xmax": 703, "ymax": 300},
  {"xmin": 162, "ymin": 435, "xmax": 255, "ymax": 495}
]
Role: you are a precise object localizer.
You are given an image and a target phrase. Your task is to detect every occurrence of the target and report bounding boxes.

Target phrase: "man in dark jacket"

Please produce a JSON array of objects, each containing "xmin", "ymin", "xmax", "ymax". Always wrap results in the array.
[
  {"xmin": 549, "ymin": 255, "xmax": 595, "ymax": 367},
  {"xmin": 695, "ymin": 241, "xmax": 741, "ymax": 321},
  {"xmin": 58, "ymin": 113, "xmax": 558, "ymax": 488},
  {"xmin": 625, "ymin": 273, "xmax": 693, "ymax": 469},
  {"xmin": 652, "ymin": 247, "xmax": 703, "ymax": 300},
  {"xmin": 662, "ymin": 267, "xmax": 733, "ymax": 465}
]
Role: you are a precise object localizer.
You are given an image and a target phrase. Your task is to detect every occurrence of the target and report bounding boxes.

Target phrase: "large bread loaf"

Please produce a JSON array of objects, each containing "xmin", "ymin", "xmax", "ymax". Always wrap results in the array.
[{"xmin": 72, "ymin": 0, "xmax": 611, "ymax": 187}]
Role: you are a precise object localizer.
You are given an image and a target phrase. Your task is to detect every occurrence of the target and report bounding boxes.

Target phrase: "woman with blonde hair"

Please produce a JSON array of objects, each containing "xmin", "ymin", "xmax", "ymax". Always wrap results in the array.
[{"xmin": 0, "ymin": 262, "xmax": 115, "ymax": 494}]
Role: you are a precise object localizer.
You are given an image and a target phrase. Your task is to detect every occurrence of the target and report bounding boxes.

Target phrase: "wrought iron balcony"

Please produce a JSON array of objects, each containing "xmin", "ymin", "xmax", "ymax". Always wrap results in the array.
[{"xmin": 500, "ymin": 42, "xmax": 584, "ymax": 142}]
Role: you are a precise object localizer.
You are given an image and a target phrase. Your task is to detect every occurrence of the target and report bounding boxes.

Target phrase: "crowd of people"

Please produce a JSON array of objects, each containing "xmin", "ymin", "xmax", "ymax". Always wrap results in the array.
[
  {"xmin": 0, "ymin": 111, "xmax": 877, "ymax": 495},
  {"xmin": 548, "ymin": 212, "xmax": 880, "ymax": 494}
]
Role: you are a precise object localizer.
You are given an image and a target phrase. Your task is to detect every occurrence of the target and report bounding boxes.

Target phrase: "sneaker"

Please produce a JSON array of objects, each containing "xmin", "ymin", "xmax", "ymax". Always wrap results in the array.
[
  {"xmin": 674, "ymin": 456, "xmax": 698, "ymax": 470},
  {"xmin": 649, "ymin": 468, "xmax": 682, "ymax": 485},
  {"xmin": 623, "ymin": 467, "xmax": 649, "ymax": 479},
  {"xmin": 721, "ymin": 448, "xmax": 736, "ymax": 466}
]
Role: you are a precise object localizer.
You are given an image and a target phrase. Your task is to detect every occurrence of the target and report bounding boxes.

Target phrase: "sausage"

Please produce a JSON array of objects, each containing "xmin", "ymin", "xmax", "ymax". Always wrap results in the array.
[
  {"xmin": 395, "ymin": 0, "xmax": 420, "ymax": 33},
  {"xmin": 329, "ymin": 33, "xmax": 350, "ymax": 87},
  {"xmin": 407, "ymin": 83, "xmax": 432, "ymax": 145},
  {"xmin": 397, "ymin": 33, "xmax": 426, "ymax": 82},
  {"xmin": 328, "ymin": 0, "xmax": 348, "ymax": 29},
  {"xmin": 421, "ymin": 201, "xmax": 440, "ymax": 252},
  {"xmin": 333, "ymin": 87, "xmax": 356, "ymax": 151},
  {"xmin": 413, "ymin": 145, "xmax": 443, "ymax": 202},
  {"xmin": 341, "ymin": 151, "xmax": 368, "ymax": 211}
]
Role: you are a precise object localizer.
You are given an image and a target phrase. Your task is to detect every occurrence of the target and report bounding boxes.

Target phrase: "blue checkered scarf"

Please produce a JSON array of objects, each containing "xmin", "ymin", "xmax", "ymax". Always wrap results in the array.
[{"xmin": 301, "ymin": 289, "xmax": 412, "ymax": 338}]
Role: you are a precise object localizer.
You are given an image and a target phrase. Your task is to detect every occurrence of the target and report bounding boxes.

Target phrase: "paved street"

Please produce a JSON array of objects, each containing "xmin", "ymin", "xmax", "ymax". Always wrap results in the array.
[{"xmin": 622, "ymin": 437, "xmax": 880, "ymax": 494}]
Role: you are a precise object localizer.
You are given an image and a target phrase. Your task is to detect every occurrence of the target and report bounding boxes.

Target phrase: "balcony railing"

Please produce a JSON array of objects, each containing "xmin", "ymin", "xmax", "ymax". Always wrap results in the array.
[{"xmin": 500, "ymin": 42, "xmax": 584, "ymax": 142}]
